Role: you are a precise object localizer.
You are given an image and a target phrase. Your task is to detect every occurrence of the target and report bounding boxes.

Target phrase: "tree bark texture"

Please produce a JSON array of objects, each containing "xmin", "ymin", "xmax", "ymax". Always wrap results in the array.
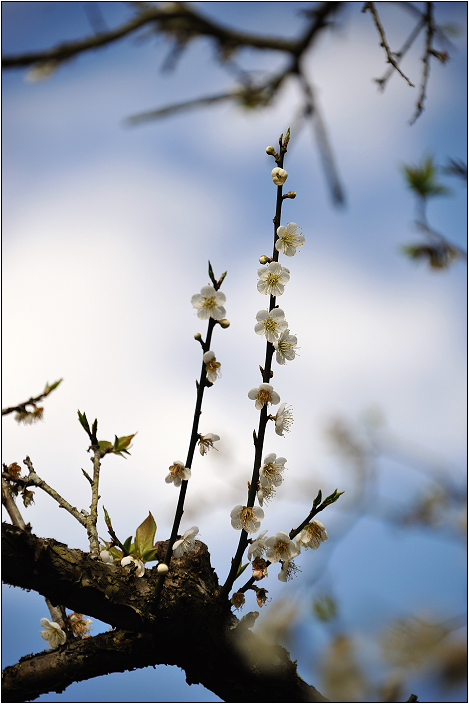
[{"xmin": 2, "ymin": 523, "xmax": 329, "ymax": 703}]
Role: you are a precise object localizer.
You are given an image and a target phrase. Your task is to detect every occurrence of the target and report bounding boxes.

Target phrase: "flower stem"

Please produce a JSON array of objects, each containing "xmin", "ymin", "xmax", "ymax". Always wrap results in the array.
[
  {"xmin": 153, "ymin": 316, "xmax": 217, "ymax": 605},
  {"xmin": 220, "ymin": 135, "xmax": 288, "ymax": 600}
]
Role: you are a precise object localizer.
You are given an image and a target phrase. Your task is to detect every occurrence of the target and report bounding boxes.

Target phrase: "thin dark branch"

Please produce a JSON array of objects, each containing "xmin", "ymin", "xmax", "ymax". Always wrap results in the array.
[
  {"xmin": 409, "ymin": 2, "xmax": 435, "ymax": 124},
  {"xmin": 363, "ymin": 2, "xmax": 415, "ymax": 87},
  {"xmin": 374, "ymin": 16, "xmax": 426, "ymax": 91},
  {"xmin": 125, "ymin": 91, "xmax": 233, "ymax": 124}
]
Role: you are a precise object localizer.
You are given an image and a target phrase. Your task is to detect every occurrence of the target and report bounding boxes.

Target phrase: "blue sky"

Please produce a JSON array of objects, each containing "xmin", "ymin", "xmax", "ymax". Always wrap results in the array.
[{"xmin": 2, "ymin": 2, "xmax": 467, "ymax": 702}]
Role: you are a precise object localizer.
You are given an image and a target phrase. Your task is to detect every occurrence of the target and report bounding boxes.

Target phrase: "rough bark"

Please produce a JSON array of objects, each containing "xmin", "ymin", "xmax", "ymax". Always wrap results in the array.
[{"xmin": 2, "ymin": 523, "xmax": 329, "ymax": 703}]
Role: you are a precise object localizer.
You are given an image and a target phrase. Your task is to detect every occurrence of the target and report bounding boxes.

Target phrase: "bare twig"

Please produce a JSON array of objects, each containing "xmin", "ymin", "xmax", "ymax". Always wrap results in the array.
[
  {"xmin": 409, "ymin": 2, "xmax": 435, "ymax": 124},
  {"xmin": 363, "ymin": 2, "xmax": 415, "ymax": 87},
  {"xmin": 22, "ymin": 456, "xmax": 88, "ymax": 529},
  {"xmin": 1, "ymin": 477, "xmax": 27, "ymax": 529},
  {"xmin": 374, "ymin": 16, "xmax": 426, "ymax": 91}
]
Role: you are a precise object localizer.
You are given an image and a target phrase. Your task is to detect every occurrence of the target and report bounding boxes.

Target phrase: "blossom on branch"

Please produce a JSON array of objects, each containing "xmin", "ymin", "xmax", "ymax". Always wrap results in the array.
[
  {"xmin": 257, "ymin": 262, "xmax": 290, "ymax": 297},
  {"xmin": 265, "ymin": 531, "xmax": 299, "ymax": 563},
  {"xmin": 69, "ymin": 613, "xmax": 93, "ymax": 638},
  {"xmin": 254, "ymin": 308, "xmax": 288, "ymax": 343},
  {"xmin": 173, "ymin": 526, "xmax": 199, "ymax": 557},
  {"xmin": 274, "ymin": 330, "xmax": 299, "ymax": 365},
  {"xmin": 248, "ymin": 383, "xmax": 280, "ymax": 410},
  {"xmin": 191, "ymin": 285, "xmax": 226, "ymax": 321},
  {"xmin": 203, "ymin": 350, "xmax": 221, "ymax": 383},
  {"xmin": 248, "ymin": 530, "xmax": 268, "ymax": 561},
  {"xmin": 295, "ymin": 520, "xmax": 328, "ymax": 550},
  {"xmin": 231, "ymin": 505, "xmax": 264, "ymax": 533},
  {"xmin": 165, "ymin": 460, "xmax": 191, "ymax": 487},
  {"xmin": 198, "ymin": 433, "xmax": 220, "ymax": 455},
  {"xmin": 260, "ymin": 453, "xmax": 287, "ymax": 489},
  {"xmin": 271, "ymin": 167, "xmax": 288, "ymax": 185},
  {"xmin": 121, "ymin": 555, "xmax": 145, "ymax": 577},
  {"xmin": 275, "ymin": 222, "xmax": 304, "ymax": 257},
  {"xmin": 39, "ymin": 618, "xmax": 66, "ymax": 649},
  {"xmin": 100, "ymin": 549, "xmax": 114, "ymax": 564},
  {"xmin": 273, "ymin": 402, "xmax": 294, "ymax": 436},
  {"xmin": 278, "ymin": 559, "xmax": 301, "ymax": 582}
]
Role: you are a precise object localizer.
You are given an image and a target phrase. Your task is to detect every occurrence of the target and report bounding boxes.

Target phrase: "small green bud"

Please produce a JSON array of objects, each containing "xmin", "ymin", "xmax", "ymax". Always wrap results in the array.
[
  {"xmin": 284, "ymin": 191, "xmax": 296, "ymax": 199},
  {"xmin": 259, "ymin": 255, "xmax": 270, "ymax": 265},
  {"xmin": 218, "ymin": 318, "xmax": 230, "ymax": 329},
  {"xmin": 194, "ymin": 333, "xmax": 202, "ymax": 341},
  {"xmin": 266, "ymin": 146, "xmax": 275, "ymax": 155}
]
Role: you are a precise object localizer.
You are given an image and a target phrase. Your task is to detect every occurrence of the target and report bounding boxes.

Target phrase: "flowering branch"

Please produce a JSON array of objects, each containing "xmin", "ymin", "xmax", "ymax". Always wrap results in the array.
[
  {"xmin": 153, "ymin": 263, "xmax": 227, "ymax": 604},
  {"xmin": 1, "ymin": 379, "xmax": 63, "ymax": 424}
]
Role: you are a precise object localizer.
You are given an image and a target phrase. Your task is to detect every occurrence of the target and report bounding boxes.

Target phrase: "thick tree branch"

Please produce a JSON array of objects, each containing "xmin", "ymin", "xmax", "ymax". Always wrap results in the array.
[{"xmin": 2, "ymin": 523, "xmax": 329, "ymax": 703}]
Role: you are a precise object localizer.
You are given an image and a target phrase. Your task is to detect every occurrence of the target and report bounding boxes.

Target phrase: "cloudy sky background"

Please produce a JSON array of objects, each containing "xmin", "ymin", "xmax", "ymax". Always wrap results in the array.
[{"xmin": 2, "ymin": 2, "xmax": 467, "ymax": 702}]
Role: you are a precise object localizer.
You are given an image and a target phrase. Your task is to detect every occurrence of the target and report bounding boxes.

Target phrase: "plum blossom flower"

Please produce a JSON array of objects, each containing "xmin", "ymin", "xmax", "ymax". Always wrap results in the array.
[
  {"xmin": 40, "ymin": 618, "xmax": 66, "ymax": 649},
  {"xmin": 260, "ymin": 453, "xmax": 287, "ymax": 489},
  {"xmin": 231, "ymin": 505, "xmax": 264, "ymax": 533},
  {"xmin": 271, "ymin": 167, "xmax": 288, "ymax": 185},
  {"xmin": 165, "ymin": 461, "xmax": 191, "ymax": 487},
  {"xmin": 248, "ymin": 530, "xmax": 268, "ymax": 561},
  {"xmin": 191, "ymin": 285, "xmax": 226, "ymax": 321},
  {"xmin": 278, "ymin": 559, "xmax": 301, "ymax": 582},
  {"xmin": 121, "ymin": 555, "xmax": 145, "ymax": 577},
  {"xmin": 231, "ymin": 592, "xmax": 245, "ymax": 610},
  {"xmin": 257, "ymin": 262, "xmax": 290, "ymax": 297},
  {"xmin": 252, "ymin": 556, "xmax": 268, "ymax": 580},
  {"xmin": 275, "ymin": 222, "xmax": 305, "ymax": 257},
  {"xmin": 198, "ymin": 433, "xmax": 220, "ymax": 455},
  {"xmin": 100, "ymin": 549, "xmax": 114, "ymax": 564},
  {"xmin": 248, "ymin": 383, "xmax": 280, "ymax": 410},
  {"xmin": 295, "ymin": 520, "xmax": 328, "ymax": 550},
  {"xmin": 69, "ymin": 613, "xmax": 93, "ymax": 638},
  {"xmin": 274, "ymin": 330, "xmax": 299, "ymax": 365},
  {"xmin": 203, "ymin": 350, "xmax": 221, "ymax": 383},
  {"xmin": 273, "ymin": 402, "xmax": 294, "ymax": 436},
  {"xmin": 173, "ymin": 526, "xmax": 199, "ymax": 558},
  {"xmin": 265, "ymin": 531, "xmax": 300, "ymax": 563},
  {"xmin": 254, "ymin": 309, "xmax": 288, "ymax": 343},
  {"xmin": 257, "ymin": 482, "xmax": 276, "ymax": 506}
]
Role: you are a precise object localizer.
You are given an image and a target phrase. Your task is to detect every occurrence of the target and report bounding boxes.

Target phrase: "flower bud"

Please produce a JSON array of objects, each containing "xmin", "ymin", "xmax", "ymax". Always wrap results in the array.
[
  {"xmin": 194, "ymin": 333, "xmax": 202, "ymax": 341},
  {"xmin": 157, "ymin": 563, "xmax": 169, "ymax": 574},
  {"xmin": 252, "ymin": 568, "xmax": 264, "ymax": 580},
  {"xmin": 284, "ymin": 191, "xmax": 296, "ymax": 199},
  {"xmin": 259, "ymin": 255, "xmax": 270, "ymax": 265},
  {"xmin": 265, "ymin": 146, "xmax": 275, "ymax": 155},
  {"xmin": 271, "ymin": 167, "xmax": 288, "ymax": 186},
  {"xmin": 218, "ymin": 318, "xmax": 230, "ymax": 329}
]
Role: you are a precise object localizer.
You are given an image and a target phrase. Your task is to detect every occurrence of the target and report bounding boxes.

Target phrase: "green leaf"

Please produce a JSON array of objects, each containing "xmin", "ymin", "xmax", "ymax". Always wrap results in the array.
[
  {"xmin": 112, "ymin": 433, "xmax": 137, "ymax": 458},
  {"xmin": 141, "ymin": 547, "xmax": 159, "ymax": 563},
  {"xmin": 77, "ymin": 410, "xmax": 90, "ymax": 436},
  {"xmin": 235, "ymin": 562, "xmax": 249, "ymax": 580},
  {"xmin": 44, "ymin": 378, "xmax": 63, "ymax": 395},
  {"xmin": 402, "ymin": 157, "xmax": 450, "ymax": 199},
  {"xmin": 208, "ymin": 260, "xmax": 216, "ymax": 287},
  {"xmin": 98, "ymin": 440, "xmax": 113, "ymax": 453},
  {"xmin": 323, "ymin": 489, "xmax": 345, "ymax": 506},
  {"xmin": 103, "ymin": 506, "xmax": 112, "ymax": 529},
  {"xmin": 122, "ymin": 536, "xmax": 133, "ymax": 554},
  {"xmin": 313, "ymin": 489, "xmax": 322, "ymax": 509},
  {"xmin": 135, "ymin": 512, "xmax": 157, "ymax": 558}
]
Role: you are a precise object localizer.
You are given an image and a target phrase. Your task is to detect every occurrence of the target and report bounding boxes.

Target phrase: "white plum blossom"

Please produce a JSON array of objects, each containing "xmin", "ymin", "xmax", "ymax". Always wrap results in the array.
[
  {"xmin": 165, "ymin": 460, "xmax": 191, "ymax": 487},
  {"xmin": 273, "ymin": 330, "xmax": 299, "ymax": 365},
  {"xmin": 271, "ymin": 167, "xmax": 288, "ymax": 185},
  {"xmin": 265, "ymin": 531, "xmax": 300, "ymax": 563},
  {"xmin": 257, "ymin": 262, "xmax": 290, "ymax": 297},
  {"xmin": 260, "ymin": 453, "xmax": 287, "ymax": 489},
  {"xmin": 230, "ymin": 505, "xmax": 264, "ymax": 533},
  {"xmin": 173, "ymin": 526, "xmax": 199, "ymax": 557},
  {"xmin": 121, "ymin": 555, "xmax": 145, "ymax": 577},
  {"xmin": 40, "ymin": 618, "xmax": 66, "ymax": 649},
  {"xmin": 191, "ymin": 285, "xmax": 226, "ymax": 321},
  {"xmin": 278, "ymin": 559, "xmax": 300, "ymax": 582},
  {"xmin": 198, "ymin": 433, "xmax": 220, "ymax": 455},
  {"xmin": 295, "ymin": 520, "xmax": 328, "ymax": 550},
  {"xmin": 273, "ymin": 403, "xmax": 294, "ymax": 436},
  {"xmin": 254, "ymin": 309, "xmax": 288, "ymax": 343},
  {"xmin": 275, "ymin": 222, "xmax": 305, "ymax": 257},
  {"xmin": 157, "ymin": 563, "xmax": 169, "ymax": 574},
  {"xmin": 257, "ymin": 482, "xmax": 276, "ymax": 506},
  {"xmin": 203, "ymin": 350, "xmax": 221, "ymax": 383},
  {"xmin": 100, "ymin": 549, "xmax": 114, "ymax": 564},
  {"xmin": 248, "ymin": 383, "xmax": 280, "ymax": 410},
  {"xmin": 248, "ymin": 530, "xmax": 268, "ymax": 561}
]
